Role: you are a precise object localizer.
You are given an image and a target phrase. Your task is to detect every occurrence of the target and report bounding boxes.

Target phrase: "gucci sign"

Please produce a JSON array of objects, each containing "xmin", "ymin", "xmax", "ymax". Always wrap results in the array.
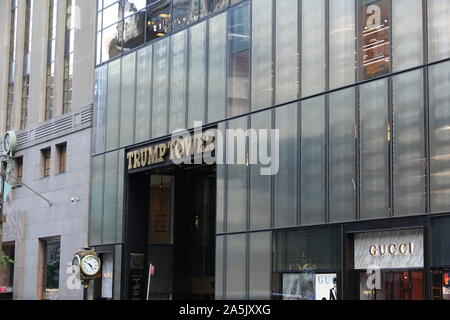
[{"xmin": 369, "ymin": 243, "xmax": 415, "ymax": 257}]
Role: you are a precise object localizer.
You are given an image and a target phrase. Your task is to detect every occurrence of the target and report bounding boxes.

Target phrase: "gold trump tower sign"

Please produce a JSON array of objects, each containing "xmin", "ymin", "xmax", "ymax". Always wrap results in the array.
[{"xmin": 127, "ymin": 132, "xmax": 216, "ymax": 171}]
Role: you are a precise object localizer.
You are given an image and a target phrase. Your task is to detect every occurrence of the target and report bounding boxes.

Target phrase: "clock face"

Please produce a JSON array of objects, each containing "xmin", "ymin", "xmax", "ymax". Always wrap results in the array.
[
  {"xmin": 81, "ymin": 255, "xmax": 101, "ymax": 276},
  {"xmin": 3, "ymin": 134, "xmax": 10, "ymax": 153}
]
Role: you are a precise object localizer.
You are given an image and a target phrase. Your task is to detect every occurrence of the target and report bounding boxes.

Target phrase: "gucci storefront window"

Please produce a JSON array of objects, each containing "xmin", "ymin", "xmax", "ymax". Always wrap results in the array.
[
  {"xmin": 354, "ymin": 229, "xmax": 425, "ymax": 300},
  {"xmin": 272, "ymin": 226, "xmax": 342, "ymax": 300}
]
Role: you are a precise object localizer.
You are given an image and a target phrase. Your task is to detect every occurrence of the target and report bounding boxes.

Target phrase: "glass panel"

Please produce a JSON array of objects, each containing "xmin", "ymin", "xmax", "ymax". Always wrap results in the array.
[
  {"xmin": 250, "ymin": 111, "xmax": 272, "ymax": 230},
  {"xmin": 359, "ymin": 79, "xmax": 389, "ymax": 219},
  {"xmin": 226, "ymin": 117, "xmax": 248, "ymax": 233},
  {"xmin": 429, "ymin": 61, "xmax": 450, "ymax": 212},
  {"xmin": 103, "ymin": 151, "xmax": 118, "ymax": 244},
  {"xmin": 90, "ymin": 155, "xmax": 105, "ymax": 246},
  {"xmin": 393, "ymin": 70, "xmax": 426, "ymax": 216},
  {"xmin": 226, "ymin": 234, "xmax": 247, "ymax": 299},
  {"xmin": 135, "ymin": 45, "xmax": 152, "ymax": 143},
  {"xmin": 116, "ymin": 149, "xmax": 125, "ymax": 243},
  {"xmin": 249, "ymin": 232, "xmax": 271, "ymax": 300},
  {"xmin": 93, "ymin": 66, "xmax": 108, "ymax": 154},
  {"xmin": 251, "ymin": 0, "xmax": 273, "ymax": 111},
  {"xmin": 358, "ymin": 0, "xmax": 391, "ymax": 80},
  {"xmin": 102, "ymin": 2, "xmax": 122, "ymax": 28},
  {"xmin": 275, "ymin": 0, "xmax": 299, "ymax": 105},
  {"xmin": 428, "ymin": 0, "xmax": 450, "ymax": 62},
  {"xmin": 172, "ymin": 0, "xmax": 199, "ymax": 31},
  {"xmin": 120, "ymin": 52, "xmax": 136, "ymax": 147},
  {"xmin": 301, "ymin": 96, "xmax": 326, "ymax": 225},
  {"xmin": 329, "ymin": 0, "xmax": 356, "ymax": 89},
  {"xmin": 216, "ymin": 122, "xmax": 226, "ymax": 234},
  {"xmin": 302, "ymin": 0, "xmax": 326, "ymax": 97},
  {"xmin": 215, "ymin": 235, "xmax": 224, "ymax": 300},
  {"xmin": 274, "ymin": 103, "xmax": 298, "ymax": 228},
  {"xmin": 207, "ymin": 12, "xmax": 227, "ymax": 123},
  {"xmin": 169, "ymin": 30, "xmax": 188, "ymax": 133},
  {"xmin": 329, "ymin": 88, "xmax": 357, "ymax": 222},
  {"xmin": 152, "ymin": 38, "xmax": 169, "ymax": 138},
  {"xmin": 431, "ymin": 216, "xmax": 450, "ymax": 266},
  {"xmin": 228, "ymin": 2, "xmax": 250, "ymax": 117},
  {"xmin": 106, "ymin": 59, "xmax": 121, "ymax": 151},
  {"xmin": 188, "ymin": 22, "xmax": 206, "ymax": 128},
  {"xmin": 392, "ymin": 0, "xmax": 423, "ymax": 72}
]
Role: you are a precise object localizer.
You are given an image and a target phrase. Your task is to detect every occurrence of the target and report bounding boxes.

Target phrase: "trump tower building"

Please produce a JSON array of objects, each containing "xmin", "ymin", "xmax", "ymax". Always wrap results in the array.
[{"xmin": 89, "ymin": 0, "xmax": 450, "ymax": 300}]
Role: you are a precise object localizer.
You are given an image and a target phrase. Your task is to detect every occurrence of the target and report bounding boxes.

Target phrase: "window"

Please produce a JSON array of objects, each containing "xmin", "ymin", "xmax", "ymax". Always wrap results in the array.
[
  {"xmin": 45, "ymin": 0, "xmax": 58, "ymax": 121},
  {"xmin": 57, "ymin": 143, "xmax": 67, "ymax": 174},
  {"xmin": 21, "ymin": 76, "xmax": 30, "ymax": 130},
  {"xmin": 15, "ymin": 156, "xmax": 23, "ymax": 184},
  {"xmin": 63, "ymin": 0, "xmax": 75, "ymax": 114},
  {"xmin": 40, "ymin": 238, "xmax": 61, "ymax": 300},
  {"xmin": 42, "ymin": 148, "xmax": 51, "ymax": 178},
  {"xmin": 358, "ymin": 0, "xmax": 391, "ymax": 80},
  {"xmin": 7, "ymin": 0, "xmax": 18, "ymax": 132}
]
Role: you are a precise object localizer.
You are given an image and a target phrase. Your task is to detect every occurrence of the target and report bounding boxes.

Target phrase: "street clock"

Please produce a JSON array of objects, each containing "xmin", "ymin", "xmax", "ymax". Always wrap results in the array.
[
  {"xmin": 72, "ymin": 248, "xmax": 102, "ymax": 288},
  {"xmin": 3, "ymin": 131, "xmax": 17, "ymax": 156}
]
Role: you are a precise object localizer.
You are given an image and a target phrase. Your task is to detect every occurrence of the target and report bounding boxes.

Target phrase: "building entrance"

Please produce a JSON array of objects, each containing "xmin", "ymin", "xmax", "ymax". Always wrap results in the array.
[{"xmin": 126, "ymin": 164, "xmax": 216, "ymax": 300}]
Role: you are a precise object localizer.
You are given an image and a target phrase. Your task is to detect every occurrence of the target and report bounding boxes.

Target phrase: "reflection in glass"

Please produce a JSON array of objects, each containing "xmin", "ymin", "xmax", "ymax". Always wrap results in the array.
[
  {"xmin": 101, "ymin": 22, "xmax": 123, "ymax": 63},
  {"xmin": 392, "ymin": 0, "xmax": 423, "ymax": 72},
  {"xmin": 102, "ymin": 3, "xmax": 122, "ymax": 29},
  {"xmin": 429, "ymin": 61, "xmax": 450, "ymax": 212},
  {"xmin": 147, "ymin": 0, "xmax": 171, "ymax": 41},
  {"xmin": 301, "ymin": 97, "xmax": 326, "ymax": 225},
  {"xmin": 329, "ymin": 88, "xmax": 356, "ymax": 222},
  {"xmin": 172, "ymin": 0, "xmax": 200, "ymax": 31},
  {"xmin": 428, "ymin": 0, "xmax": 450, "ymax": 62},
  {"xmin": 393, "ymin": 70, "xmax": 425, "ymax": 216},
  {"xmin": 123, "ymin": 11, "xmax": 146, "ymax": 51},
  {"xmin": 93, "ymin": 66, "xmax": 108, "ymax": 154},
  {"xmin": 228, "ymin": 2, "xmax": 250, "ymax": 117},
  {"xmin": 106, "ymin": 59, "xmax": 121, "ymax": 150},
  {"xmin": 358, "ymin": 0, "xmax": 391, "ymax": 80},
  {"xmin": 359, "ymin": 79, "xmax": 389, "ymax": 219},
  {"xmin": 199, "ymin": 0, "xmax": 229, "ymax": 17}
]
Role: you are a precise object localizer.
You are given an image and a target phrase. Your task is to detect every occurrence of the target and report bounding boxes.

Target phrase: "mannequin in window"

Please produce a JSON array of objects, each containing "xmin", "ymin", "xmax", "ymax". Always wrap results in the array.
[{"xmin": 330, "ymin": 277, "xmax": 337, "ymax": 300}]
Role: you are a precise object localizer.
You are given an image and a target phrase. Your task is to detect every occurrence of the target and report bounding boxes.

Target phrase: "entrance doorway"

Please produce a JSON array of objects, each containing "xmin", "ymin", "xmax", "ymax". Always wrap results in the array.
[
  {"xmin": 138, "ymin": 164, "xmax": 216, "ymax": 300},
  {"xmin": 359, "ymin": 270, "xmax": 424, "ymax": 300}
]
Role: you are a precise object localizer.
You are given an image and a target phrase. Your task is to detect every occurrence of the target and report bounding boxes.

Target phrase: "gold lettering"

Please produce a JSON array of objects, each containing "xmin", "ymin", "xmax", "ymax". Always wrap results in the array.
[
  {"xmin": 369, "ymin": 245, "xmax": 377, "ymax": 256},
  {"xmin": 133, "ymin": 151, "xmax": 141, "ymax": 169},
  {"xmin": 388, "ymin": 244, "xmax": 397, "ymax": 256},
  {"xmin": 127, "ymin": 152, "xmax": 134, "ymax": 170},
  {"xmin": 148, "ymin": 146, "xmax": 159, "ymax": 165},
  {"xmin": 174, "ymin": 139, "xmax": 184, "ymax": 159},
  {"xmin": 183, "ymin": 136, "xmax": 195, "ymax": 157},
  {"xmin": 409, "ymin": 243, "xmax": 414, "ymax": 254},
  {"xmin": 399, "ymin": 243, "xmax": 408, "ymax": 255},
  {"xmin": 140, "ymin": 149, "xmax": 148, "ymax": 167},
  {"xmin": 379, "ymin": 245, "xmax": 387, "ymax": 256},
  {"xmin": 158, "ymin": 144, "xmax": 167, "ymax": 162}
]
